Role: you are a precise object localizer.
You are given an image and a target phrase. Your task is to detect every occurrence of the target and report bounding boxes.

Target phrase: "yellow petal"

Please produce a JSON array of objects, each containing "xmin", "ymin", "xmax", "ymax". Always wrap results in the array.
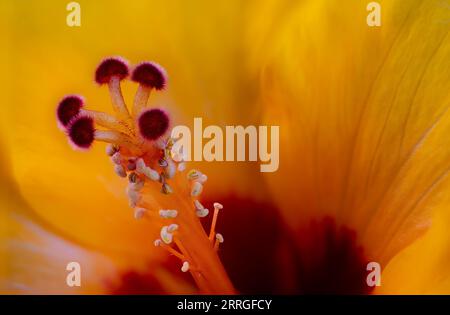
[{"xmin": 260, "ymin": 0, "xmax": 450, "ymax": 265}]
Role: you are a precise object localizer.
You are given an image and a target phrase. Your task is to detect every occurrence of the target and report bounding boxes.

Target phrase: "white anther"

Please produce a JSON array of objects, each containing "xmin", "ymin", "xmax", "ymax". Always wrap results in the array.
[
  {"xmin": 191, "ymin": 181, "xmax": 203, "ymax": 197},
  {"xmin": 114, "ymin": 164, "xmax": 127, "ymax": 178},
  {"xmin": 196, "ymin": 208, "xmax": 209, "ymax": 218},
  {"xmin": 154, "ymin": 239, "xmax": 162, "ymax": 247},
  {"xmin": 136, "ymin": 158, "xmax": 146, "ymax": 173},
  {"xmin": 164, "ymin": 160, "xmax": 176, "ymax": 179},
  {"xmin": 168, "ymin": 223, "xmax": 179, "ymax": 233},
  {"xmin": 196, "ymin": 174, "xmax": 208, "ymax": 184},
  {"xmin": 106, "ymin": 144, "xmax": 118, "ymax": 156},
  {"xmin": 155, "ymin": 138, "xmax": 167, "ymax": 150},
  {"xmin": 215, "ymin": 233, "xmax": 224, "ymax": 243},
  {"xmin": 181, "ymin": 261, "xmax": 190, "ymax": 273},
  {"xmin": 194, "ymin": 200, "xmax": 204, "ymax": 210},
  {"xmin": 127, "ymin": 187, "xmax": 141, "ymax": 208},
  {"xmin": 213, "ymin": 202, "xmax": 223, "ymax": 210},
  {"xmin": 161, "ymin": 183, "xmax": 173, "ymax": 194},
  {"xmin": 160, "ymin": 226, "xmax": 173, "ymax": 244},
  {"xmin": 111, "ymin": 152, "xmax": 122, "ymax": 165},
  {"xmin": 129, "ymin": 179, "xmax": 144, "ymax": 191},
  {"xmin": 177, "ymin": 162, "xmax": 186, "ymax": 172},
  {"xmin": 159, "ymin": 209, "xmax": 178, "ymax": 218},
  {"xmin": 187, "ymin": 169, "xmax": 201, "ymax": 181},
  {"xmin": 142, "ymin": 167, "xmax": 160, "ymax": 181},
  {"xmin": 134, "ymin": 207, "xmax": 147, "ymax": 219}
]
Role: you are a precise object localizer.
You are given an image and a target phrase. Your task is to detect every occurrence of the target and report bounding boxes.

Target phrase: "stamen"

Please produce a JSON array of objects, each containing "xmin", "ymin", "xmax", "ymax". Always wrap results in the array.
[
  {"xmin": 164, "ymin": 160, "xmax": 176, "ymax": 179},
  {"xmin": 136, "ymin": 158, "xmax": 160, "ymax": 181},
  {"xmin": 111, "ymin": 152, "xmax": 122, "ymax": 164},
  {"xmin": 161, "ymin": 183, "xmax": 173, "ymax": 194},
  {"xmin": 214, "ymin": 233, "xmax": 224, "ymax": 251},
  {"xmin": 209, "ymin": 203, "xmax": 223, "ymax": 241},
  {"xmin": 162, "ymin": 244, "xmax": 186, "ymax": 261},
  {"xmin": 194, "ymin": 200, "xmax": 205, "ymax": 210},
  {"xmin": 95, "ymin": 57, "xmax": 131, "ymax": 121},
  {"xmin": 196, "ymin": 174, "xmax": 208, "ymax": 184},
  {"xmin": 134, "ymin": 207, "xmax": 147, "ymax": 219},
  {"xmin": 215, "ymin": 233, "xmax": 224, "ymax": 243},
  {"xmin": 131, "ymin": 62, "xmax": 167, "ymax": 117},
  {"xmin": 105, "ymin": 144, "xmax": 119, "ymax": 156},
  {"xmin": 128, "ymin": 172, "xmax": 139, "ymax": 183},
  {"xmin": 137, "ymin": 108, "xmax": 170, "ymax": 141},
  {"xmin": 191, "ymin": 181, "xmax": 203, "ymax": 197},
  {"xmin": 127, "ymin": 186, "xmax": 141, "ymax": 208},
  {"xmin": 159, "ymin": 209, "xmax": 178, "ymax": 218},
  {"xmin": 129, "ymin": 179, "xmax": 144, "ymax": 191},
  {"xmin": 196, "ymin": 208, "xmax": 209, "ymax": 218},
  {"xmin": 57, "ymin": 95, "xmax": 84, "ymax": 129},
  {"xmin": 181, "ymin": 261, "xmax": 190, "ymax": 273},
  {"xmin": 114, "ymin": 164, "xmax": 127, "ymax": 178},
  {"xmin": 160, "ymin": 226, "xmax": 174, "ymax": 244},
  {"xmin": 187, "ymin": 169, "xmax": 201, "ymax": 181},
  {"xmin": 168, "ymin": 223, "xmax": 179, "ymax": 233},
  {"xmin": 194, "ymin": 200, "xmax": 209, "ymax": 218}
]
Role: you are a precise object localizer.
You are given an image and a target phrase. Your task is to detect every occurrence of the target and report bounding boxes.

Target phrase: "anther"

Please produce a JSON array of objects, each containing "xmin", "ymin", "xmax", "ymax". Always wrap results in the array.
[
  {"xmin": 164, "ymin": 160, "xmax": 176, "ymax": 179},
  {"xmin": 181, "ymin": 261, "xmax": 190, "ymax": 273},
  {"xmin": 177, "ymin": 162, "xmax": 186, "ymax": 172},
  {"xmin": 134, "ymin": 207, "xmax": 147, "ymax": 219},
  {"xmin": 209, "ymin": 202, "xmax": 223, "ymax": 241},
  {"xmin": 214, "ymin": 233, "xmax": 224, "ymax": 251},
  {"xmin": 114, "ymin": 164, "xmax": 127, "ymax": 178},
  {"xmin": 136, "ymin": 159, "xmax": 160, "ymax": 181},
  {"xmin": 196, "ymin": 208, "xmax": 209, "ymax": 218},
  {"xmin": 136, "ymin": 158, "xmax": 160, "ymax": 181},
  {"xmin": 111, "ymin": 152, "xmax": 122, "ymax": 164},
  {"xmin": 106, "ymin": 144, "xmax": 119, "ymax": 156},
  {"xmin": 197, "ymin": 174, "xmax": 208, "ymax": 184},
  {"xmin": 129, "ymin": 179, "xmax": 144, "ymax": 191},
  {"xmin": 194, "ymin": 200, "xmax": 205, "ymax": 210},
  {"xmin": 215, "ymin": 233, "xmax": 224, "ymax": 243},
  {"xmin": 187, "ymin": 169, "xmax": 201, "ymax": 181},
  {"xmin": 127, "ymin": 187, "xmax": 141, "ymax": 208},
  {"xmin": 127, "ymin": 159, "xmax": 137, "ymax": 171},
  {"xmin": 168, "ymin": 223, "xmax": 179, "ymax": 233},
  {"xmin": 154, "ymin": 239, "xmax": 162, "ymax": 247},
  {"xmin": 161, "ymin": 183, "xmax": 173, "ymax": 194},
  {"xmin": 159, "ymin": 209, "xmax": 178, "ymax": 218},
  {"xmin": 160, "ymin": 226, "xmax": 174, "ymax": 244},
  {"xmin": 128, "ymin": 172, "xmax": 139, "ymax": 183},
  {"xmin": 158, "ymin": 158, "xmax": 168, "ymax": 168},
  {"xmin": 191, "ymin": 181, "xmax": 203, "ymax": 197}
]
